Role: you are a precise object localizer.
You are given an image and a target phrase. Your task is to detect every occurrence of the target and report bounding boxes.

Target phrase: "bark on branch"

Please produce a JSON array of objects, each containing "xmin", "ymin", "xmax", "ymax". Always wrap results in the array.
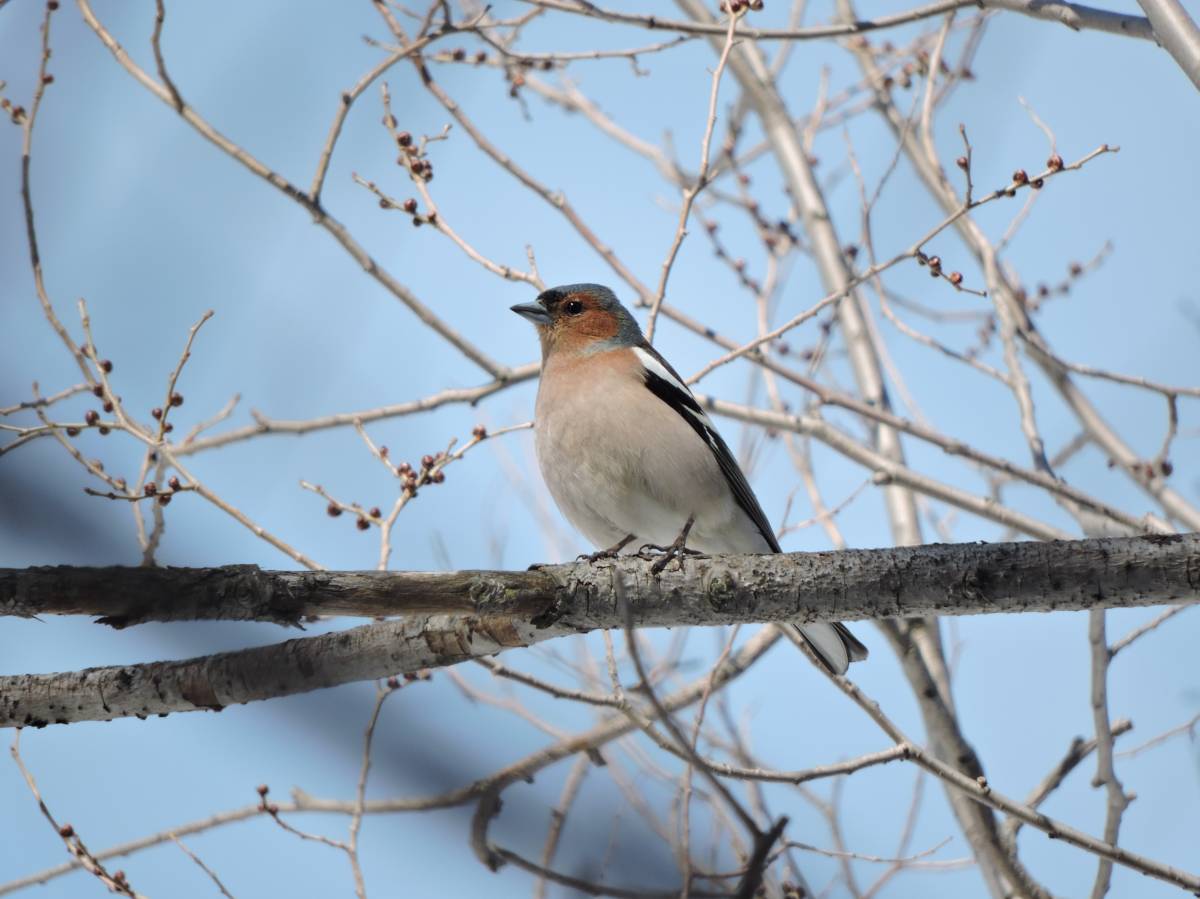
[{"xmin": 1, "ymin": 534, "xmax": 1196, "ymax": 728}]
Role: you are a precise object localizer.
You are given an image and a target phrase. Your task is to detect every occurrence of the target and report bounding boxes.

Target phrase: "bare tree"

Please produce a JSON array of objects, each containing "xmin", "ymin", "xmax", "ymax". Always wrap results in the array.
[{"xmin": 2, "ymin": 1, "xmax": 1198, "ymax": 897}]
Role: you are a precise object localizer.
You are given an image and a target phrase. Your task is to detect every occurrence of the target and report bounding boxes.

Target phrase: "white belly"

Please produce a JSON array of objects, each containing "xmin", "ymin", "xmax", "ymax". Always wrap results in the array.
[{"xmin": 534, "ymin": 369, "xmax": 772, "ymax": 554}]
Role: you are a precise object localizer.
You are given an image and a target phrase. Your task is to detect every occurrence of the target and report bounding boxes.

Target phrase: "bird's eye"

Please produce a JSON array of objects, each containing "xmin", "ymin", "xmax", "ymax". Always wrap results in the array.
[{"xmin": 564, "ymin": 300, "xmax": 584, "ymax": 316}]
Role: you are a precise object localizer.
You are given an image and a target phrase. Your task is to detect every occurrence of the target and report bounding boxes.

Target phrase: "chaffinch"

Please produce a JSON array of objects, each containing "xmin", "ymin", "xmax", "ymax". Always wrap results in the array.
[{"xmin": 512, "ymin": 283, "xmax": 868, "ymax": 674}]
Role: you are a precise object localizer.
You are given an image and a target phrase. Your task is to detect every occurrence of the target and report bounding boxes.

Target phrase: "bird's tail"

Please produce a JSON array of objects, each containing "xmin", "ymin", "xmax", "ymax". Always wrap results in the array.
[{"xmin": 791, "ymin": 622, "xmax": 868, "ymax": 675}]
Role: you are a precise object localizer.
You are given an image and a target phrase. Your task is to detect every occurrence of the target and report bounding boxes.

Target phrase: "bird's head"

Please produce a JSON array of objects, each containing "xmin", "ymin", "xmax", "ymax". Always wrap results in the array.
[{"xmin": 511, "ymin": 284, "xmax": 642, "ymax": 359}]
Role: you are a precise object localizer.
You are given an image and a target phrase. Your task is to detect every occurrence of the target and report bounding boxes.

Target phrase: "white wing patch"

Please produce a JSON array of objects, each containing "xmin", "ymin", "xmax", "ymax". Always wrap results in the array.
[
  {"xmin": 632, "ymin": 347, "xmax": 688, "ymax": 394},
  {"xmin": 633, "ymin": 347, "xmax": 712, "ymax": 431}
]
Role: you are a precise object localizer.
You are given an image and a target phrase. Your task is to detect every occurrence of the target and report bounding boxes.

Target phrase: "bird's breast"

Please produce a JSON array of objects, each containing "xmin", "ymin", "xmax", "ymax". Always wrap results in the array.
[{"xmin": 533, "ymin": 360, "xmax": 741, "ymax": 548}]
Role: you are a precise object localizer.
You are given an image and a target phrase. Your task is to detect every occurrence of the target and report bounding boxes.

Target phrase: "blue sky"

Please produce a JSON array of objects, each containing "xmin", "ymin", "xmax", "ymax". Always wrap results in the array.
[{"xmin": 1, "ymin": 1, "xmax": 1197, "ymax": 896}]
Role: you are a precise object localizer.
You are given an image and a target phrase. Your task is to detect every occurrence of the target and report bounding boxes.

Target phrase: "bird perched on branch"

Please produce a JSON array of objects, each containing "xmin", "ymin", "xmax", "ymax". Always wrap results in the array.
[{"xmin": 512, "ymin": 283, "xmax": 868, "ymax": 674}]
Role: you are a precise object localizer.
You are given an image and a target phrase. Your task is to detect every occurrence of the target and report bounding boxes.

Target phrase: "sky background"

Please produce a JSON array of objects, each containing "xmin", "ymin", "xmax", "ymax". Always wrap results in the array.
[{"xmin": 1, "ymin": 0, "xmax": 1197, "ymax": 896}]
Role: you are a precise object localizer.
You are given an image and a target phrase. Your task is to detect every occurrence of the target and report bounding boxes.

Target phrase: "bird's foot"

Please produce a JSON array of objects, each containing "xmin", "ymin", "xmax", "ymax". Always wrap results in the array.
[
  {"xmin": 577, "ymin": 535, "xmax": 636, "ymax": 565},
  {"xmin": 640, "ymin": 543, "xmax": 706, "ymax": 575},
  {"xmin": 578, "ymin": 549, "xmax": 619, "ymax": 564},
  {"xmin": 638, "ymin": 517, "xmax": 703, "ymax": 575}
]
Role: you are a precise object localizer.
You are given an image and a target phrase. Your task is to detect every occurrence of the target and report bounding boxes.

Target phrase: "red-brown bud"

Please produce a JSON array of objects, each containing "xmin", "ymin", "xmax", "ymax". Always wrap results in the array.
[
  {"xmin": 168, "ymin": 476, "xmax": 181, "ymax": 491},
  {"xmin": 85, "ymin": 410, "xmax": 100, "ymax": 425},
  {"xmin": 100, "ymin": 359, "xmax": 113, "ymax": 373},
  {"xmin": 403, "ymin": 198, "xmax": 418, "ymax": 214},
  {"xmin": 472, "ymin": 424, "xmax": 487, "ymax": 439},
  {"xmin": 327, "ymin": 503, "xmax": 342, "ymax": 517},
  {"xmin": 157, "ymin": 493, "xmax": 171, "ymax": 506},
  {"xmin": 151, "ymin": 407, "xmax": 162, "ymax": 420},
  {"xmin": 955, "ymin": 156, "xmax": 968, "ymax": 169},
  {"xmin": 356, "ymin": 516, "xmax": 369, "ymax": 531},
  {"xmin": 1012, "ymin": 169, "xmax": 1028, "ymax": 184},
  {"xmin": 948, "ymin": 271, "xmax": 963, "ymax": 285},
  {"xmin": 1047, "ymin": 153, "xmax": 1063, "ymax": 171},
  {"xmin": 169, "ymin": 392, "xmax": 184, "ymax": 407},
  {"xmin": 144, "ymin": 483, "xmax": 157, "ymax": 497},
  {"xmin": 369, "ymin": 506, "xmax": 381, "ymax": 519}
]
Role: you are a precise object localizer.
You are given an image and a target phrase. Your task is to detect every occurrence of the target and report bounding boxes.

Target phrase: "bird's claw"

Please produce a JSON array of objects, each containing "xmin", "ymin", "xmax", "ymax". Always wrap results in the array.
[
  {"xmin": 577, "ymin": 548, "xmax": 620, "ymax": 564},
  {"xmin": 637, "ymin": 541, "xmax": 705, "ymax": 575},
  {"xmin": 636, "ymin": 516, "xmax": 702, "ymax": 575},
  {"xmin": 577, "ymin": 535, "xmax": 636, "ymax": 565}
]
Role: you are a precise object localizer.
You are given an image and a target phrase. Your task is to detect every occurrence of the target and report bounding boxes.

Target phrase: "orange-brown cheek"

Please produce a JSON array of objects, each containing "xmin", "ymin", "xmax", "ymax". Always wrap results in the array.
[
  {"xmin": 576, "ymin": 309, "xmax": 619, "ymax": 340},
  {"xmin": 543, "ymin": 308, "xmax": 620, "ymax": 356}
]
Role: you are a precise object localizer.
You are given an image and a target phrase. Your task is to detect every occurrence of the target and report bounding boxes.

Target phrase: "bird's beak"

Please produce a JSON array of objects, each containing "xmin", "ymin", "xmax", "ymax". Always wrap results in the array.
[{"xmin": 510, "ymin": 301, "xmax": 553, "ymax": 327}]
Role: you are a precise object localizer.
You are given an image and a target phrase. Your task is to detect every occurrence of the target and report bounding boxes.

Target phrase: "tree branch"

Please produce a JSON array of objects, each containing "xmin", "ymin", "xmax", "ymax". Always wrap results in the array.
[
  {"xmin": 1137, "ymin": 0, "xmax": 1200, "ymax": 89},
  {"xmin": 527, "ymin": 0, "xmax": 1156, "ymax": 43},
  {"xmin": 1, "ymin": 534, "xmax": 1196, "ymax": 727}
]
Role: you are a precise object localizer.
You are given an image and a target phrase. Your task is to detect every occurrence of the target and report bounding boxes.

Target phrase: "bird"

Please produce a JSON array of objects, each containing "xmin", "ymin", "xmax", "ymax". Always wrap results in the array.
[{"xmin": 511, "ymin": 283, "xmax": 868, "ymax": 674}]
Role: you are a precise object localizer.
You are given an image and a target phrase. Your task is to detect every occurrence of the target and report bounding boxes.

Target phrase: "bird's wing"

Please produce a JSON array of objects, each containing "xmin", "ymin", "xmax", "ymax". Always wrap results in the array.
[
  {"xmin": 633, "ymin": 342, "xmax": 869, "ymax": 674},
  {"xmin": 632, "ymin": 342, "xmax": 783, "ymax": 554}
]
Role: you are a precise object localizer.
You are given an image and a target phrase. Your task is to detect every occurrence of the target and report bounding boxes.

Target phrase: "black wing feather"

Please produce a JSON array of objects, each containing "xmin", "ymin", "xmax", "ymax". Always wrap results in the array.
[{"xmin": 636, "ymin": 341, "xmax": 782, "ymax": 553}]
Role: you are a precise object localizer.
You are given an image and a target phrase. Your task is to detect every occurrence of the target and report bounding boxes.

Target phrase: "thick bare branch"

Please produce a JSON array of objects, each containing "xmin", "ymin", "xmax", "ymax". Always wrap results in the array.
[
  {"xmin": 4, "ymin": 534, "xmax": 1194, "ymax": 626},
  {"xmin": 1, "ymin": 534, "xmax": 1196, "ymax": 727},
  {"xmin": 1137, "ymin": 0, "xmax": 1200, "ymax": 89}
]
